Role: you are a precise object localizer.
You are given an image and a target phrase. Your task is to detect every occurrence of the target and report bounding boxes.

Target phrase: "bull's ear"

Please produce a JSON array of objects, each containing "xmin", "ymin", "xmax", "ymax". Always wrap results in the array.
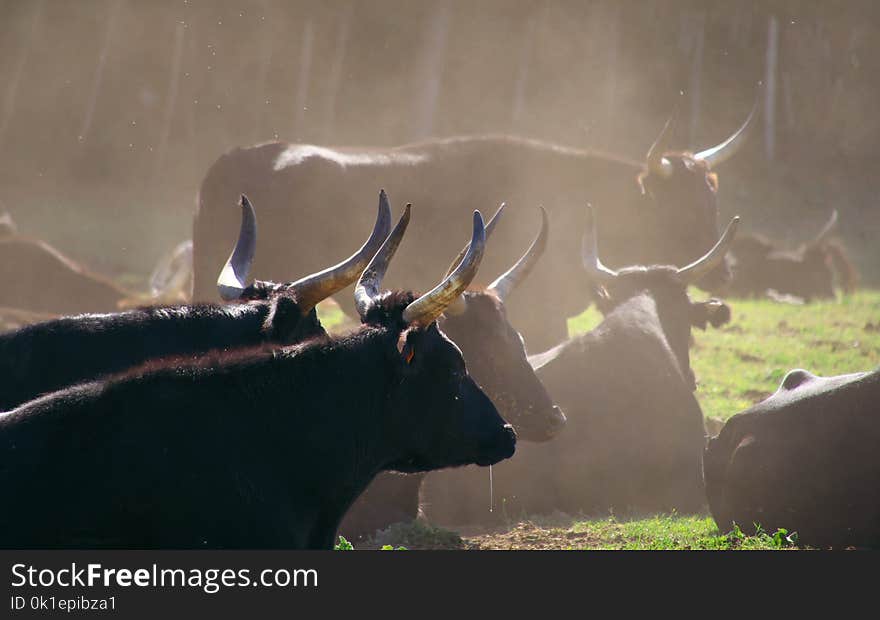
[
  {"xmin": 262, "ymin": 294, "xmax": 302, "ymax": 341},
  {"xmin": 397, "ymin": 329, "xmax": 416, "ymax": 365},
  {"xmin": 690, "ymin": 298, "xmax": 731, "ymax": 330}
]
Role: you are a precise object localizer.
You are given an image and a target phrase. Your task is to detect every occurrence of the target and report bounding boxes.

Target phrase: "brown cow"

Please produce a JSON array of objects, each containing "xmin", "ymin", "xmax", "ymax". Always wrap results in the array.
[{"xmin": 0, "ymin": 212, "xmax": 133, "ymax": 315}]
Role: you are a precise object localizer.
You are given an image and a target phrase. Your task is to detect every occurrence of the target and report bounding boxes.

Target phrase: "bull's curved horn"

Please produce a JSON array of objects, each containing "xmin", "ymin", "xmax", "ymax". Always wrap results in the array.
[
  {"xmin": 645, "ymin": 96, "xmax": 681, "ymax": 179},
  {"xmin": 443, "ymin": 202, "xmax": 505, "ymax": 278},
  {"xmin": 289, "ymin": 189, "xmax": 393, "ymax": 313},
  {"xmin": 488, "ymin": 206, "xmax": 549, "ymax": 301},
  {"xmin": 676, "ymin": 216, "xmax": 741, "ymax": 284},
  {"xmin": 693, "ymin": 88, "xmax": 760, "ymax": 168},
  {"xmin": 811, "ymin": 209, "xmax": 839, "ymax": 246},
  {"xmin": 581, "ymin": 205, "xmax": 618, "ymax": 283},
  {"xmin": 402, "ymin": 211, "xmax": 487, "ymax": 327},
  {"xmin": 354, "ymin": 204, "xmax": 411, "ymax": 319},
  {"xmin": 217, "ymin": 194, "xmax": 258, "ymax": 301},
  {"xmin": 645, "ymin": 116, "xmax": 676, "ymax": 179}
]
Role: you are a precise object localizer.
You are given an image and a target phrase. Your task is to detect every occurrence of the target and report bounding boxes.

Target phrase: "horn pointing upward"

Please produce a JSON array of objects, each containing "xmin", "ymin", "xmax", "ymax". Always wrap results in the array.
[
  {"xmin": 693, "ymin": 85, "xmax": 761, "ymax": 168},
  {"xmin": 488, "ymin": 206, "xmax": 549, "ymax": 301},
  {"xmin": 581, "ymin": 205, "xmax": 619, "ymax": 284},
  {"xmin": 676, "ymin": 216, "xmax": 741, "ymax": 284},
  {"xmin": 811, "ymin": 209, "xmax": 839, "ymax": 246},
  {"xmin": 402, "ymin": 211, "xmax": 487, "ymax": 327},
  {"xmin": 444, "ymin": 202, "xmax": 506, "ymax": 278},
  {"xmin": 217, "ymin": 194, "xmax": 258, "ymax": 301},
  {"xmin": 354, "ymin": 203, "xmax": 412, "ymax": 319},
  {"xmin": 289, "ymin": 189, "xmax": 393, "ymax": 313}
]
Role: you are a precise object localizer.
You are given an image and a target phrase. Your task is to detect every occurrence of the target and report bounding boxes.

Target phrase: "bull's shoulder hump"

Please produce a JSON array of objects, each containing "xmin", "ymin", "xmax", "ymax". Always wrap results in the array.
[
  {"xmin": 273, "ymin": 144, "xmax": 429, "ymax": 171},
  {"xmin": 272, "ymin": 135, "xmax": 643, "ymax": 171},
  {"xmin": 396, "ymin": 134, "xmax": 643, "ymax": 166}
]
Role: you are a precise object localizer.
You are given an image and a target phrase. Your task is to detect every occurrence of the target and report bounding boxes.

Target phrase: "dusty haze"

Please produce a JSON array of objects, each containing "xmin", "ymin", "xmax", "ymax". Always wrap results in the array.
[{"xmin": 0, "ymin": 0, "xmax": 877, "ymax": 283}]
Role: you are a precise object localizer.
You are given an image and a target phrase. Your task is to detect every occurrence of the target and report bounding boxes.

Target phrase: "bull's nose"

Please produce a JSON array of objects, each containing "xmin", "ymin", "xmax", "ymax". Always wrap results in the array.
[
  {"xmin": 500, "ymin": 424, "xmax": 517, "ymax": 458},
  {"xmin": 477, "ymin": 424, "xmax": 516, "ymax": 465}
]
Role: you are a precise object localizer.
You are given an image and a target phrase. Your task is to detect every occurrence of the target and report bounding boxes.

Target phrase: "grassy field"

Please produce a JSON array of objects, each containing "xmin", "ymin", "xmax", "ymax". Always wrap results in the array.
[
  {"xmin": 569, "ymin": 289, "xmax": 880, "ymax": 422},
  {"xmin": 351, "ymin": 290, "xmax": 880, "ymax": 550}
]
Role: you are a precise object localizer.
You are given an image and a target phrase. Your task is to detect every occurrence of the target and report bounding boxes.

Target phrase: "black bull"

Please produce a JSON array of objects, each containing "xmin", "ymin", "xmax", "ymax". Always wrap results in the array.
[
  {"xmin": 0, "ymin": 193, "xmax": 392, "ymax": 411},
  {"xmin": 704, "ymin": 368, "xmax": 880, "ymax": 549},
  {"xmin": 192, "ymin": 113, "xmax": 754, "ymax": 351},
  {"xmin": 0, "ymin": 204, "xmax": 516, "ymax": 549}
]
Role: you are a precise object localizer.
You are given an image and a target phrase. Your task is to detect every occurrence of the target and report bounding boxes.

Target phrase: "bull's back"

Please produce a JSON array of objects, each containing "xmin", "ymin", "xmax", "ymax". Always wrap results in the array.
[
  {"xmin": 0, "ymin": 305, "xmax": 269, "ymax": 411},
  {"xmin": 191, "ymin": 137, "xmax": 638, "ymax": 349}
]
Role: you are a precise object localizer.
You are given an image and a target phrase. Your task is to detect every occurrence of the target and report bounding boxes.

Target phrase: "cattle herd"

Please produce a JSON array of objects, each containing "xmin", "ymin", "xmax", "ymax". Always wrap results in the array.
[{"xmin": 0, "ymin": 96, "xmax": 876, "ymax": 550}]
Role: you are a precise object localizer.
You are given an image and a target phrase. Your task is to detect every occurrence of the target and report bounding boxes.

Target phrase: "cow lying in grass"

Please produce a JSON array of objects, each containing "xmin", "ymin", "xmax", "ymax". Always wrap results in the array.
[
  {"xmin": 0, "ymin": 207, "xmax": 515, "ymax": 549},
  {"xmin": 421, "ymin": 207, "xmax": 737, "ymax": 525},
  {"xmin": 704, "ymin": 367, "xmax": 880, "ymax": 549},
  {"xmin": 724, "ymin": 210, "xmax": 858, "ymax": 302},
  {"xmin": 0, "ymin": 192, "xmax": 391, "ymax": 411}
]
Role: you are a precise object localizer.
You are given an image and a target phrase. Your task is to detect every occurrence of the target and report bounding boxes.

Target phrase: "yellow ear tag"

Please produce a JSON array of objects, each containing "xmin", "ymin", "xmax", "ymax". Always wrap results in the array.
[{"xmin": 405, "ymin": 347, "xmax": 415, "ymax": 365}]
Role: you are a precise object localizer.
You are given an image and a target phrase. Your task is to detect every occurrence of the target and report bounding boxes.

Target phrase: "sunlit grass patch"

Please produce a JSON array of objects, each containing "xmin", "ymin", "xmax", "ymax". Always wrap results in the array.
[
  {"xmin": 568, "ymin": 514, "xmax": 798, "ymax": 550},
  {"xmin": 462, "ymin": 514, "xmax": 801, "ymax": 550},
  {"xmin": 566, "ymin": 290, "xmax": 880, "ymax": 422}
]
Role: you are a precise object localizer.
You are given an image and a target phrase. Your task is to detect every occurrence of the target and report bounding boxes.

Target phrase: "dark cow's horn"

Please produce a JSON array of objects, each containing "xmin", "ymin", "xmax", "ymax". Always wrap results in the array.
[
  {"xmin": 676, "ymin": 216, "xmax": 741, "ymax": 284},
  {"xmin": 811, "ymin": 209, "xmax": 839, "ymax": 246},
  {"xmin": 443, "ymin": 202, "xmax": 506, "ymax": 278},
  {"xmin": 354, "ymin": 204, "xmax": 412, "ymax": 319},
  {"xmin": 217, "ymin": 194, "xmax": 258, "ymax": 301},
  {"xmin": 442, "ymin": 202, "xmax": 504, "ymax": 316},
  {"xmin": 581, "ymin": 205, "xmax": 618, "ymax": 283},
  {"xmin": 693, "ymin": 88, "xmax": 760, "ymax": 168},
  {"xmin": 402, "ymin": 211, "xmax": 487, "ymax": 326},
  {"xmin": 287, "ymin": 189, "xmax": 393, "ymax": 314},
  {"xmin": 488, "ymin": 206, "xmax": 549, "ymax": 301}
]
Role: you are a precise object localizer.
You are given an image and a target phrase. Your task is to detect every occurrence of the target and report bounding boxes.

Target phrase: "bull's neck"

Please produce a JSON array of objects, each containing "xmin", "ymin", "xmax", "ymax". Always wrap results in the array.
[{"xmin": 264, "ymin": 326, "xmax": 403, "ymax": 508}]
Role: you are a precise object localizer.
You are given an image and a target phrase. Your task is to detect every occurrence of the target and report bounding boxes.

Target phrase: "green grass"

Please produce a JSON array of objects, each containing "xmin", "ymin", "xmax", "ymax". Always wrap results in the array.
[
  {"xmin": 568, "ymin": 290, "xmax": 880, "ymax": 422},
  {"xmin": 569, "ymin": 515, "xmax": 798, "ymax": 550},
  {"xmin": 462, "ymin": 513, "xmax": 801, "ymax": 550},
  {"xmin": 560, "ymin": 514, "xmax": 798, "ymax": 550}
]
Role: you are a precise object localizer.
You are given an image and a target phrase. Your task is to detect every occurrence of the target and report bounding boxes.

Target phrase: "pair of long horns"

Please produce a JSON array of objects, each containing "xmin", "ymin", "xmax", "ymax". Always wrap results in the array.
[
  {"xmin": 581, "ymin": 206, "xmax": 740, "ymax": 285},
  {"xmin": 217, "ymin": 191, "xmax": 392, "ymax": 313},
  {"xmin": 355, "ymin": 205, "xmax": 488, "ymax": 327},
  {"xmin": 442, "ymin": 202, "xmax": 548, "ymax": 314},
  {"xmin": 646, "ymin": 86, "xmax": 761, "ymax": 178}
]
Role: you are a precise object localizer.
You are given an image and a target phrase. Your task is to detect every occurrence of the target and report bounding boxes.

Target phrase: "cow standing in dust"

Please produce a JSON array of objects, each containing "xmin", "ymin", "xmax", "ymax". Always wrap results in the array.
[{"xmin": 192, "ymin": 99, "xmax": 756, "ymax": 351}]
